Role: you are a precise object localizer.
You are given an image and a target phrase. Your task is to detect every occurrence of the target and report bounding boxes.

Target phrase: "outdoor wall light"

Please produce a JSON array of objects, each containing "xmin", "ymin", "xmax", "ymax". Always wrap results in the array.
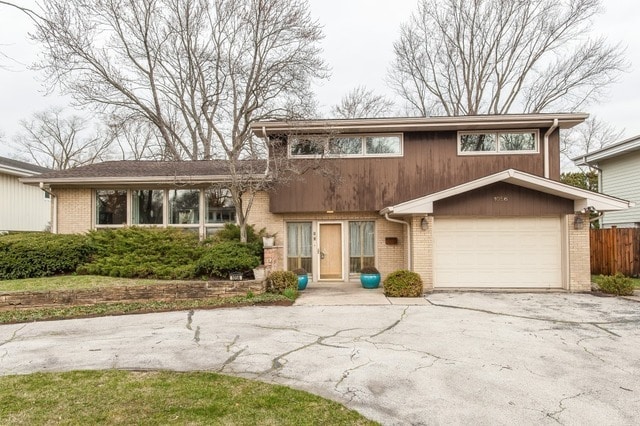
[
  {"xmin": 573, "ymin": 215, "xmax": 585, "ymax": 230},
  {"xmin": 421, "ymin": 217, "xmax": 429, "ymax": 231}
]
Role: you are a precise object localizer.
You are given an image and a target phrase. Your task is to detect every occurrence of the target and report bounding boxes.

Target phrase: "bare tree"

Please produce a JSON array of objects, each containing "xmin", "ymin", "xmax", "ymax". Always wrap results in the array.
[
  {"xmin": 106, "ymin": 116, "xmax": 166, "ymax": 160},
  {"xmin": 1, "ymin": 0, "xmax": 328, "ymax": 241},
  {"xmin": 12, "ymin": 107, "xmax": 114, "ymax": 170},
  {"xmin": 331, "ymin": 86, "xmax": 395, "ymax": 119},
  {"xmin": 388, "ymin": 0, "xmax": 627, "ymax": 116},
  {"xmin": 560, "ymin": 116, "xmax": 624, "ymax": 170}
]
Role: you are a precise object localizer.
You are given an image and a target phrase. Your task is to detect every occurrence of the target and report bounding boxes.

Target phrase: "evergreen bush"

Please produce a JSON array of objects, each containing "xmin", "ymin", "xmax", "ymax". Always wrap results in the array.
[
  {"xmin": 383, "ymin": 270, "xmax": 423, "ymax": 297},
  {"xmin": 78, "ymin": 227, "xmax": 204, "ymax": 279},
  {"xmin": 196, "ymin": 241, "xmax": 261, "ymax": 279},
  {"xmin": 0, "ymin": 233, "xmax": 93, "ymax": 280}
]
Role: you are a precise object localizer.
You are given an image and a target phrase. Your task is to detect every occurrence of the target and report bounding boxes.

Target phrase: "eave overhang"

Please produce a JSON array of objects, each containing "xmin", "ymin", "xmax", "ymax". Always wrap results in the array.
[
  {"xmin": 0, "ymin": 165, "xmax": 41, "ymax": 178},
  {"xmin": 572, "ymin": 134, "xmax": 640, "ymax": 166},
  {"xmin": 380, "ymin": 169, "xmax": 633, "ymax": 216},
  {"xmin": 251, "ymin": 113, "xmax": 588, "ymax": 137},
  {"xmin": 19, "ymin": 174, "xmax": 267, "ymax": 187}
]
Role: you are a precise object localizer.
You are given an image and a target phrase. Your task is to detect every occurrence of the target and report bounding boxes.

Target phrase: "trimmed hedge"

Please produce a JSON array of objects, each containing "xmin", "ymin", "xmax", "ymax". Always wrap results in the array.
[
  {"xmin": 383, "ymin": 270, "xmax": 423, "ymax": 297},
  {"xmin": 196, "ymin": 241, "xmax": 261, "ymax": 279},
  {"xmin": 77, "ymin": 227, "xmax": 205, "ymax": 279},
  {"xmin": 0, "ymin": 233, "xmax": 94, "ymax": 280}
]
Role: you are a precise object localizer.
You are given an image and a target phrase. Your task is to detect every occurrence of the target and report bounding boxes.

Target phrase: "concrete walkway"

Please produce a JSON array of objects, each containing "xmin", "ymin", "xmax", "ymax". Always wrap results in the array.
[
  {"xmin": 295, "ymin": 280, "xmax": 430, "ymax": 306},
  {"xmin": 2, "ymin": 292, "xmax": 640, "ymax": 424}
]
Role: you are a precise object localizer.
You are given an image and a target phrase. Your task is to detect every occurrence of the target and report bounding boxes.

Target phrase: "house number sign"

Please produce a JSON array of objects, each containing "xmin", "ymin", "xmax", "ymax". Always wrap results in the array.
[{"xmin": 493, "ymin": 196, "xmax": 509, "ymax": 202}]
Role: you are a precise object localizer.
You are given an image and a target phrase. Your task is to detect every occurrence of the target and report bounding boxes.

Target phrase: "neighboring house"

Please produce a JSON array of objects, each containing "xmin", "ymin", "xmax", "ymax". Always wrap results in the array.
[
  {"xmin": 573, "ymin": 135, "xmax": 640, "ymax": 228},
  {"xmin": 0, "ymin": 156, "xmax": 52, "ymax": 232},
  {"xmin": 21, "ymin": 114, "xmax": 632, "ymax": 292}
]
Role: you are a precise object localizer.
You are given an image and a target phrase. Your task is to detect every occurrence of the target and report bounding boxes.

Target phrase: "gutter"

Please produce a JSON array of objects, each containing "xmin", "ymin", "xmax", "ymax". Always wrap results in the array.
[
  {"xmin": 543, "ymin": 118, "xmax": 559, "ymax": 179},
  {"xmin": 383, "ymin": 211, "xmax": 412, "ymax": 270},
  {"xmin": 39, "ymin": 183, "xmax": 57, "ymax": 234}
]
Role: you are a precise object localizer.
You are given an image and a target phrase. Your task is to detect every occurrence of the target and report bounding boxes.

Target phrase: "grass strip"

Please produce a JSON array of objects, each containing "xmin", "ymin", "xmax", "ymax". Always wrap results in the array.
[
  {"xmin": 0, "ymin": 293, "xmax": 292, "ymax": 324},
  {"xmin": 0, "ymin": 370, "xmax": 377, "ymax": 425}
]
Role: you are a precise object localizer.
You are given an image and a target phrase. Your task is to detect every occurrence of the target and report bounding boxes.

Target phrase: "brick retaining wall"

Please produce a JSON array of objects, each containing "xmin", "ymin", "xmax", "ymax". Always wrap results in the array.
[{"xmin": 0, "ymin": 280, "xmax": 265, "ymax": 310}]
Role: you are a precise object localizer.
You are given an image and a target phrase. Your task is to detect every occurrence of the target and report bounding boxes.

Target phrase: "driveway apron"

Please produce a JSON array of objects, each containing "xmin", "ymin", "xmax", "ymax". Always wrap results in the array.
[{"xmin": 1, "ymin": 293, "xmax": 640, "ymax": 425}]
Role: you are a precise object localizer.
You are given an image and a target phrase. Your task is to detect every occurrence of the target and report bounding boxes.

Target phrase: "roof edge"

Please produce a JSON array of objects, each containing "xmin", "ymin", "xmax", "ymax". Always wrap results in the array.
[
  {"xmin": 383, "ymin": 169, "xmax": 631, "ymax": 214},
  {"xmin": 252, "ymin": 113, "xmax": 589, "ymax": 137}
]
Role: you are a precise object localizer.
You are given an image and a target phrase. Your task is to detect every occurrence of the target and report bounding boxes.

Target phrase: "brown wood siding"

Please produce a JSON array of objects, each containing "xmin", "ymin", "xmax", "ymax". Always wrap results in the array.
[
  {"xmin": 433, "ymin": 182, "xmax": 574, "ymax": 216},
  {"xmin": 270, "ymin": 128, "xmax": 560, "ymax": 213}
]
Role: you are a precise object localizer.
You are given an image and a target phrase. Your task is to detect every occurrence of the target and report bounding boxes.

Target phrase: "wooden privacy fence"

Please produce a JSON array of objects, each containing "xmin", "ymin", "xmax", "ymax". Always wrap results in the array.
[{"xmin": 590, "ymin": 227, "xmax": 640, "ymax": 276}]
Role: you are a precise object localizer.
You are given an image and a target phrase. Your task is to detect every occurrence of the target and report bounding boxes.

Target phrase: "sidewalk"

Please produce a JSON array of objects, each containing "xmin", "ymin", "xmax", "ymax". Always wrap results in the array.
[{"xmin": 294, "ymin": 280, "xmax": 429, "ymax": 306}]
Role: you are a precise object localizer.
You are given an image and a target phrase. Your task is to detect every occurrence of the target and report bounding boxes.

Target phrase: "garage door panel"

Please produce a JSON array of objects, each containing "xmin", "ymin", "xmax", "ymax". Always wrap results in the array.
[{"xmin": 433, "ymin": 217, "xmax": 563, "ymax": 289}]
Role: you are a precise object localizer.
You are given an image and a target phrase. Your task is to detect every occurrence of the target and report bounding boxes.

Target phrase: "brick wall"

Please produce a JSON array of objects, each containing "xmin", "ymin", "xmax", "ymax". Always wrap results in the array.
[
  {"xmin": 568, "ymin": 213, "xmax": 591, "ymax": 292},
  {"xmin": 1, "ymin": 281, "xmax": 265, "ymax": 310},
  {"xmin": 410, "ymin": 216, "xmax": 433, "ymax": 292},
  {"xmin": 54, "ymin": 188, "xmax": 93, "ymax": 234}
]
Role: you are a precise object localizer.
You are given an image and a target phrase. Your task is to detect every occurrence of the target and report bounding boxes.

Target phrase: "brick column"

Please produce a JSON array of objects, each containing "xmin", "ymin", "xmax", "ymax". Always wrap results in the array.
[
  {"xmin": 568, "ymin": 213, "xmax": 591, "ymax": 292},
  {"xmin": 410, "ymin": 216, "xmax": 434, "ymax": 293},
  {"xmin": 264, "ymin": 246, "xmax": 284, "ymax": 276}
]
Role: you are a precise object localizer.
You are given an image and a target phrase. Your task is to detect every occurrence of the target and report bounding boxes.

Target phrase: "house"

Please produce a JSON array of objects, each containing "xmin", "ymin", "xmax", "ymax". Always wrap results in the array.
[
  {"xmin": 21, "ymin": 114, "xmax": 632, "ymax": 292},
  {"xmin": 573, "ymin": 135, "xmax": 640, "ymax": 228},
  {"xmin": 0, "ymin": 156, "xmax": 52, "ymax": 232}
]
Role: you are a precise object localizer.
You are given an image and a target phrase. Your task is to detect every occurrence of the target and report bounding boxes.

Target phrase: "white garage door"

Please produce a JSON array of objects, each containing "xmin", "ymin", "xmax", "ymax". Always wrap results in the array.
[{"xmin": 433, "ymin": 217, "xmax": 563, "ymax": 289}]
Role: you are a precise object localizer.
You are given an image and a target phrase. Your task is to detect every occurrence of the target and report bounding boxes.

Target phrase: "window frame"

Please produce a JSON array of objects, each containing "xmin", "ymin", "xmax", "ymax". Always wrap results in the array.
[
  {"xmin": 457, "ymin": 129, "xmax": 539, "ymax": 156},
  {"xmin": 288, "ymin": 133, "xmax": 404, "ymax": 158}
]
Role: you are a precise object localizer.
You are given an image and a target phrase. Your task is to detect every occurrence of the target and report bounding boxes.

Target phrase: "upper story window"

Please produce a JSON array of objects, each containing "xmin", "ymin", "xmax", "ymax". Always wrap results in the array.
[
  {"xmin": 290, "ymin": 134, "xmax": 403, "ymax": 158},
  {"xmin": 458, "ymin": 130, "xmax": 538, "ymax": 155}
]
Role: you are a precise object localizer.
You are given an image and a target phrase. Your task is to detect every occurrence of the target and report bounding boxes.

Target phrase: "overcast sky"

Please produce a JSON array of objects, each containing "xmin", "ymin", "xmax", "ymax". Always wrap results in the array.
[{"xmin": 1, "ymin": 0, "xmax": 639, "ymax": 158}]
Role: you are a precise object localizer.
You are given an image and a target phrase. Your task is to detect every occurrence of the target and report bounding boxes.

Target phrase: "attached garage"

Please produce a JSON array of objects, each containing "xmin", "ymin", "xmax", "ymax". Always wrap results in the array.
[{"xmin": 433, "ymin": 216, "xmax": 563, "ymax": 289}]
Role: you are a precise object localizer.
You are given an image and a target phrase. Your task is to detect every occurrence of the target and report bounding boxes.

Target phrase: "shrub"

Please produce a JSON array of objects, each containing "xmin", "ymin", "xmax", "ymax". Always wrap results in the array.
[
  {"xmin": 196, "ymin": 241, "xmax": 260, "ymax": 279},
  {"xmin": 266, "ymin": 270, "xmax": 298, "ymax": 295},
  {"xmin": 209, "ymin": 223, "xmax": 264, "ymax": 261},
  {"xmin": 597, "ymin": 273, "xmax": 635, "ymax": 296},
  {"xmin": 360, "ymin": 266, "xmax": 379, "ymax": 274},
  {"xmin": 0, "ymin": 233, "xmax": 94, "ymax": 280},
  {"xmin": 79, "ymin": 227, "xmax": 205, "ymax": 279},
  {"xmin": 383, "ymin": 270, "xmax": 423, "ymax": 297}
]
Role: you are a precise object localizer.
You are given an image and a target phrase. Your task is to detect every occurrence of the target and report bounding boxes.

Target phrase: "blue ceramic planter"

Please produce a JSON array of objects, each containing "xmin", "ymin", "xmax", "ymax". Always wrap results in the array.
[
  {"xmin": 297, "ymin": 274, "xmax": 308, "ymax": 290},
  {"xmin": 360, "ymin": 273, "xmax": 381, "ymax": 289}
]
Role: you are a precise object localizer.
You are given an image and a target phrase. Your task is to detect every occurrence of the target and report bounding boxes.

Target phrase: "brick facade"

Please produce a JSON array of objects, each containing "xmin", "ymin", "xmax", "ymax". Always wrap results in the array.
[
  {"xmin": 410, "ymin": 216, "xmax": 434, "ymax": 292},
  {"xmin": 567, "ymin": 213, "xmax": 592, "ymax": 292},
  {"xmin": 55, "ymin": 188, "xmax": 93, "ymax": 234}
]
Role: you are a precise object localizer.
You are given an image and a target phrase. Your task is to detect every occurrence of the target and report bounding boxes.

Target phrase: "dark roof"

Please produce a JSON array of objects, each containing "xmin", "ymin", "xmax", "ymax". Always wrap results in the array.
[
  {"xmin": 20, "ymin": 160, "xmax": 267, "ymax": 185},
  {"xmin": 0, "ymin": 156, "xmax": 52, "ymax": 175}
]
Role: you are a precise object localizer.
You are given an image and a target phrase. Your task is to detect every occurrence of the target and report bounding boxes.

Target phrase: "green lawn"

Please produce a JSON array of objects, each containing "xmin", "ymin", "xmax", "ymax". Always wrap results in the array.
[
  {"xmin": 0, "ymin": 274, "xmax": 190, "ymax": 293},
  {"xmin": 0, "ymin": 370, "xmax": 376, "ymax": 425}
]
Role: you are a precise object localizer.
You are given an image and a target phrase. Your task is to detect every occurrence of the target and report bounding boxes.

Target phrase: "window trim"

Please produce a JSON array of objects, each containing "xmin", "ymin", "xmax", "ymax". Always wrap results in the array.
[
  {"xmin": 288, "ymin": 133, "xmax": 404, "ymax": 158},
  {"xmin": 457, "ymin": 129, "xmax": 539, "ymax": 156}
]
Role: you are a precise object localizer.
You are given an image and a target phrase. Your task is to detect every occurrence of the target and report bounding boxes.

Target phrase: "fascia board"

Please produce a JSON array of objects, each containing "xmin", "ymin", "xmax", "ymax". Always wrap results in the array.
[
  {"xmin": 20, "ymin": 174, "xmax": 267, "ymax": 186},
  {"xmin": 571, "ymin": 136, "xmax": 640, "ymax": 164},
  {"xmin": 384, "ymin": 168, "xmax": 630, "ymax": 215},
  {"xmin": 252, "ymin": 114, "xmax": 589, "ymax": 137}
]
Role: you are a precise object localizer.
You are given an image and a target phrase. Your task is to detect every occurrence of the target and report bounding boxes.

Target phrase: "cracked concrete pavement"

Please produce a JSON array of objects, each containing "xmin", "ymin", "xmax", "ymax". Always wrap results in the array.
[{"xmin": 1, "ymin": 292, "xmax": 640, "ymax": 425}]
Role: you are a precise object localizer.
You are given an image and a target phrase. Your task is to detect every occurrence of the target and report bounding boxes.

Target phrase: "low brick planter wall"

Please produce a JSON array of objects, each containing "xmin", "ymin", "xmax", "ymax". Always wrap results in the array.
[{"xmin": 0, "ymin": 280, "xmax": 265, "ymax": 310}]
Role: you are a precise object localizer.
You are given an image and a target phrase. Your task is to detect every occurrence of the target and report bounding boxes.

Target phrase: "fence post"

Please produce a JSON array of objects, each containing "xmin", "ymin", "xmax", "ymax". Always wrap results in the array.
[{"xmin": 611, "ymin": 226, "xmax": 618, "ymax": 275}]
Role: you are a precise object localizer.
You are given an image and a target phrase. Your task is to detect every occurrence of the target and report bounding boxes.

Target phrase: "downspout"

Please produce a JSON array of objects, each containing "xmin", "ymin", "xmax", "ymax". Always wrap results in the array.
[
  {"xmin": 543, "ymin": 118, "xmax": 559, "ymax": 179},
  {"xmin": 39, "ymin": 183, "xmax": 57, "ymax": 234},
  {"xmin": 384, "ymin": 212, "xmax": 412, "ymax": 270}
]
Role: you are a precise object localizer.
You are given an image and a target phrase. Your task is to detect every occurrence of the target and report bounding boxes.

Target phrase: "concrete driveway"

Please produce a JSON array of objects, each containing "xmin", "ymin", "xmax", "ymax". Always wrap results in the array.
[{"xmin": 1, "ymin": 292, "xmax": 640, "ymax": 425}]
